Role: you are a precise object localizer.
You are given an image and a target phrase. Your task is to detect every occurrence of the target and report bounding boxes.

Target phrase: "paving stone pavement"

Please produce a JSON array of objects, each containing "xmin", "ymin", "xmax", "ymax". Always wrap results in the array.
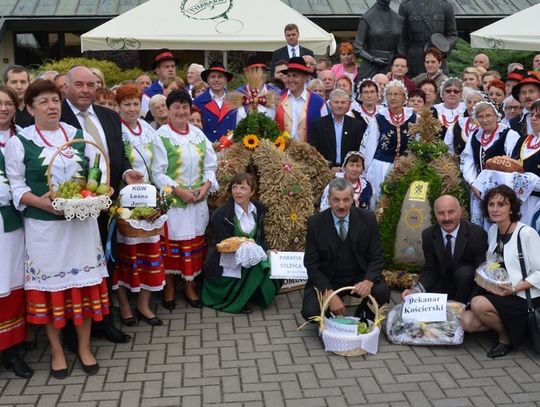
[{"xmin": 1, "ymin": 289, "xmax": 540, "ymax": 407}]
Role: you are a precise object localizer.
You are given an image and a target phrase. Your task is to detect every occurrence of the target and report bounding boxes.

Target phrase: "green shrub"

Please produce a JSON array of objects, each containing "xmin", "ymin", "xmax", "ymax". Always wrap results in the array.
[
  {"xmin": 40, "ymin": 57, "xmax": 146, "ymax": 86},
  {"xmin": 448, "ymin": 38, "xmax": 536, "ymax": 77}
]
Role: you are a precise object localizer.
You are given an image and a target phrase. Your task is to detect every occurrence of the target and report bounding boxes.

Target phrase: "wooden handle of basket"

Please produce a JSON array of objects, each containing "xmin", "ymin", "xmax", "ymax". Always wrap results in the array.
[
  {"xmin": 46, "ymin": 138, "xmax": 111, "ymax": 198},
  {"xmin": 319, "ymin": 286, "xmax": 379, "ymax": 332}
]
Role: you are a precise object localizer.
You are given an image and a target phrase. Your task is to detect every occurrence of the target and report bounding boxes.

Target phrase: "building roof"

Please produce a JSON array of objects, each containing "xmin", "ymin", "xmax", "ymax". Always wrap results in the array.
[{"xmin": 1, "ymin": 0, "xmax": 538, "ymax": 18}]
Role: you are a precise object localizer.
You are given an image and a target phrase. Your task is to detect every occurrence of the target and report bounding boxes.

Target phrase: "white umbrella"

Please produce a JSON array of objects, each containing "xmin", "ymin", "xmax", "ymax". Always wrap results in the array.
[
  {"xmin": 470, "ymin": 4, "xmax": 540, "ymax": 51},
  {"xmin": 81, "ymin": 0, "xmax": 336, "ymax": 54}
]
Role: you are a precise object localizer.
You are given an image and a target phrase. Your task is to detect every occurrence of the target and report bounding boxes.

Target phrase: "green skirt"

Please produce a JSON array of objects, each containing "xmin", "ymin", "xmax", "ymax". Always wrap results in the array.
[{"xmin": 202, "ymin": 259, "xmax": 281, "ymax": 313}]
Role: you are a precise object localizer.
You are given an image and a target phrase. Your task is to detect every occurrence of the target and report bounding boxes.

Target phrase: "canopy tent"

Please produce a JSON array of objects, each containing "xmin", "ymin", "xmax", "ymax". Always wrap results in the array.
[
  {"xmin": 470, "ymin": 4, "xmax": 540, "ymax": 51},
  {"xmin": 80, "ymin": 0, "xmax": 336, "ymax": 55}
]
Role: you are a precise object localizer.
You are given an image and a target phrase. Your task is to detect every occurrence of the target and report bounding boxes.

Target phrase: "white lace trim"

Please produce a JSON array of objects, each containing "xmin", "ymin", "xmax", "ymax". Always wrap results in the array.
[
  {"xmin": 52, "ymin": 195, "xmax": 112, "ymax": 221},
  {"xmin": 159, "ymin": 125, "xmax": 208, "ymax": 147},
  {"xmin": 25, "ymin": 275, "xmax": 108, "ymax": 293},
  {"xmin": 123, "ymin": 214, "xmax": 167, "ymax": 231}
]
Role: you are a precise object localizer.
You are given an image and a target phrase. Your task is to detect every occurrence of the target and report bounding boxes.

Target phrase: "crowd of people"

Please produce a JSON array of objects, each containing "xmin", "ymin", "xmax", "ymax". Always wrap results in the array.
[{"xmin": 1, "ymin": 20, "xmax": 540, "ymax": 381}]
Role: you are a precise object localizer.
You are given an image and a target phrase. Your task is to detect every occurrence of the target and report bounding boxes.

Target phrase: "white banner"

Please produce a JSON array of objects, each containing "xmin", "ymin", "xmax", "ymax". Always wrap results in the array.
[
  {"xmin": 269, "ymin": 251, "xmax": 308, "ymax": 280},
  {"xmin": 120, "ymin": 184, "xmax": 157, "ymax": 207},
  {"xmin": 401, "ymin": 293, "xmax": 448, "ymax": 322}
]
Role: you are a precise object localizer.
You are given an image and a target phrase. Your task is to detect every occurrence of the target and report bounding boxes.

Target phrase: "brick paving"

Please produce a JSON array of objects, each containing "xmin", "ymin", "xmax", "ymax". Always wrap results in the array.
[{"xmin": 1, "ymin": 290, "xmax": 540, "ymax": 407}]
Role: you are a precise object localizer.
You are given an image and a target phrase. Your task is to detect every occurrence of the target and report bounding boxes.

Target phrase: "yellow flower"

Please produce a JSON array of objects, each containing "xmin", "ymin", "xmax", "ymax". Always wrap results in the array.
[
  {"xmin": 242, "ymin": 134, "xmax": 260, "ymax": 150},
  {"xmin": 290, "ymin": 212, "xmax": 298, "ymax": 222},
  {"xmin": 162, "ymin": 186, "xmax": 172, "ymax": 194},
  {"xmin": 281, "ymin": 130, "xmax": 291, "ymax": 139},
  {"xmin": 117, "ymin": 208, "xmax": 132, "ymax": 220},
  {"xmin": 274, "ymin": 136, "xmax": 286, "ymax": 152}
]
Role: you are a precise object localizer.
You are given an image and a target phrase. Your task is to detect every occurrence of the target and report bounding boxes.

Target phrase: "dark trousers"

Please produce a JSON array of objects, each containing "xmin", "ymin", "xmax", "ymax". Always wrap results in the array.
[
  {"xmin": 428, "ymin": 265, "xmax": 475, "ymax": 304},
  {"xmin": 301, "ymin": 279, "xmax": 390, "ymax": 321}
]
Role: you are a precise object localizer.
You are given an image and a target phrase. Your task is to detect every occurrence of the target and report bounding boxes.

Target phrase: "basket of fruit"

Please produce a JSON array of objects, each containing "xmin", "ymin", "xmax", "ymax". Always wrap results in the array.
[
  {"xmin": 298, "ymin": 286, "xmax": 387, "ymax": 357},
  {"xmin": 48, "ymin": 139, "xmax": 113, "ymax": 221},
  {"xmin": 115, "ymin": 206, "xmax": 167, "ymax": 238}
]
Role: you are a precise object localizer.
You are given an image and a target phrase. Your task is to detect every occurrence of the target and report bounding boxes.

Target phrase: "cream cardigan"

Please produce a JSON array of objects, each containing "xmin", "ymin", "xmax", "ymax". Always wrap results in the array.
[{"xmin": 487, "ymin": 222, "xmax": 540, "ymax": 299}]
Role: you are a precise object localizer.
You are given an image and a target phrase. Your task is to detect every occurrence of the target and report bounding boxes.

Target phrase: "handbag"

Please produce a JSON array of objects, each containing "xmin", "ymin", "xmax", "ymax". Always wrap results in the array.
[{"xmin": 516, "ymin": 227, "xmax": 540, "ymax": 353}]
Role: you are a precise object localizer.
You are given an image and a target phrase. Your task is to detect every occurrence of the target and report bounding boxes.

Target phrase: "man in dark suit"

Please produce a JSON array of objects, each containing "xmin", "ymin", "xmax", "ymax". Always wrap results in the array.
[
  {"xmin": 61, "ymin": 66, "xmax": 144, "ymax": 344},
  {"xmin": 510, "ymin": 73, "xmax": 540, "ymax": 136},
  {"xmin": 310, "ymin": 88, "xmax": 367, "ymax": 172},
  {"xmin": 402, "ymin": 195, "xmax": 488, "ymax": 303},
  {"xmin": 301, "ymin": 178, "xmax": 390, "ymax": 321},
  {"xmin": 270, "ymin": 23, "xmax": 314, "ymax": 74}
]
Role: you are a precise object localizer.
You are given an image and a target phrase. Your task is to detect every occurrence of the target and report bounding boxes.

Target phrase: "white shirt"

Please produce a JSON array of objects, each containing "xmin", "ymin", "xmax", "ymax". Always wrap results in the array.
[
  {"xmin": 209, "ymin": 89, "xmax": 226, "ymax": 109},
  {"xmin": 66, "ymin": 99, "xmax": 109, "ymax": 154},
  {"xmin": 287, "ymin": 88, "xmax": 308, "ymax": 140},
  {"xmin": 288, "ymin": 45, "xmax": 299, "ymax": 58},
  {"xmin": 234, "ymin": 202, "xmax": 256, "ymax": 234},
  {"xmin": 441, "ymin": 224, "xmax": 460, "ymax": 256}
]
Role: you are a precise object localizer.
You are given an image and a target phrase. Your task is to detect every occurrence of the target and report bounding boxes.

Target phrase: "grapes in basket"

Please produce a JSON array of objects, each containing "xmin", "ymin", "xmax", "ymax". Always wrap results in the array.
[{"xmin": 56, "ymin": 180, "xmax": 110, "ymax": 199}]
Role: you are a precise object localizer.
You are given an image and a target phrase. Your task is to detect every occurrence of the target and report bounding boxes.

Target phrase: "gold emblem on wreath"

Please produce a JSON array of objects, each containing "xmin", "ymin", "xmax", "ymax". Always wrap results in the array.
[{"xmin": 404, "ymin": 207, "xmax": 425, "ymax": 230}]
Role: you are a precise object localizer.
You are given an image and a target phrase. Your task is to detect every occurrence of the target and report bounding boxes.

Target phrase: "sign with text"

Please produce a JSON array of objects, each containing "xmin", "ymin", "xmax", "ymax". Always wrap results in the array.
[
  {"xmin": 269, "ymin": 251, "xmax": 308, "ymax": 280},
  {"xmin": 402, "ymin": 293, "xmax": 448, "ymax": 322},
  {"xmin": 120, "ymin": 184, "xmax": 157, "ymax": 207}
]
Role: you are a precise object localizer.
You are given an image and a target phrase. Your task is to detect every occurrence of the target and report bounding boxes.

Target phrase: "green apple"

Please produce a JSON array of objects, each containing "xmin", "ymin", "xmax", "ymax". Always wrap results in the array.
[{"xmin": 86, "ymin": 179, "xmax": 98, "ymax": 192}]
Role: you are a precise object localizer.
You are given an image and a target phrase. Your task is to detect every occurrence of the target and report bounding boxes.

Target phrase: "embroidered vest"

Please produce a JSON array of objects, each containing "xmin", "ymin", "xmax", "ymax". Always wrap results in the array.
[
  {"xmin": 373, "ymin": 113, "xmax": 416, "ymax": 163},
  {"xmin": 470, "ymin": 128, "xmax": 509, "ymax": 173},
  {"xmin": 18, "ymin": 130, "xmax": 86, "ymax": 221},
  {"xmin": 0, "ymin": 150, "xmax": 22, "ymax": 232}
]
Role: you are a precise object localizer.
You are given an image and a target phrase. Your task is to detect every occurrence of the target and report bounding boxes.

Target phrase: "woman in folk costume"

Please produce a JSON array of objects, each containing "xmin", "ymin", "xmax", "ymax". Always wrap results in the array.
[
  {"xmin": 353, "ymin": 79, "xmax": 381, "ymax": 126},
  {"xmin": 512, "ymin": 100, "xmax": 540, "ymax": 230},
  {"xmin": 0, "ymin": 85, "xmax": 32, "ymax": 378},
  {"xmin": 230, "ymin": 55, "xmax": 280, "ymax": 123},
  {"xmin": 153, "ymin": 90, "xmax": 218, "ymax": 310},
  {"xmin": 460, "ymin": 101, "xmax": 521, "ymax": 227},
  {"xmin": 5, "ymin": 80, "xmax": 109, "ymax": 379},
  {"xmin": 275, "ymin": 57, "xmax": 327, "ymax": 142},
  {"xmin": 444, "ymin": 90, "xmax": 484, "ymax": 156},
  {"xmin": 360, "ymin": 80, "xmax": 417, "ymax": 208},
  {"xmin": 113, "ymin": 84, "xmax": 166, "ymax": 326},
  {"xmin": 433, "ymin": 78, "xmax": 467, "ymax": 138},
  {"xmin": 202, "ymin": 172, "xmax": 281, "ymax": 314}
]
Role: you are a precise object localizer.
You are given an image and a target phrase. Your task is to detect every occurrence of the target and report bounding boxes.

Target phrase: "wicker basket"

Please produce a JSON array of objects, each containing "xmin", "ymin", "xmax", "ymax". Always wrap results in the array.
[
  {"xmin": 47, "ymin": 139, "xmax": 114, "ymax": 221},
  {"xmin": 299, "ymin": 286, "xmax": 385, "ymax": 357},
  {"xmin": 117, "ymin": 215, "xmax": 167, "ymax": 238}
]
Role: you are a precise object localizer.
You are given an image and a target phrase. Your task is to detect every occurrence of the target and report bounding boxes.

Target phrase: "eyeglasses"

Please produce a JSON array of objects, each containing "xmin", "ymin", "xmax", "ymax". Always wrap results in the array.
[
  {"xmin": 444, "ymin": 89, "xmax": 461, "ymax": 94},
  {"xmin": 505, "ymin": 105, "xmax": 522, "ymax": 111}
]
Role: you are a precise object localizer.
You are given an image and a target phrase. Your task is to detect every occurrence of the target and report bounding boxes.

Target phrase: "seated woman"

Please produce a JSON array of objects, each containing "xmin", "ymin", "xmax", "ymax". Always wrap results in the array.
[
  {"xmin": 202, "ymin": 172, "xmax": 281, "ymax": 314},
  {"xmin": 462, "ymin": 185, "xmax": 540, "ymax": 358},
  {"xmin": 320, "ymin": 151, "xmax": 372, "ymax": 211}
]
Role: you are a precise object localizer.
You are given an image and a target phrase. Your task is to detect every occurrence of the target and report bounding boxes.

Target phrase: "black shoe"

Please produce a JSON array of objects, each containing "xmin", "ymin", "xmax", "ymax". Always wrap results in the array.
[
  {"xmin": 487, "ymin": 342, "xmax": 512, "ymax": 358},
  {"xmin": 50, "ymin": 363, "xmax": 68, "ymax": 380},
  {"xmin": 135, "ymin": 309, "xmax": 163, "ymax": 326},
  {"xmin": 77, "ymin": 355, "xmax": 99, "ymax": 375},
  {"xmin": 3, "ymin": 353, "xmax": 33, "ymax": 379},
  {"xmin": 185, "ymin": 297, "xmax": 202, "ymax": 308},
  {"xmin": 92, "ymin": 326, "xmax": 132, "ymax": 343},
  {"xmin": 240, "ymin": 306, "xmax": 252, "ymax": 314},
  {"xmin": 120, "ymin": 315, "xmax": 137, "ymax": 327},
  {"xmin": 162, "ymin": 299, "xmax": 176, "ymax": 312}
]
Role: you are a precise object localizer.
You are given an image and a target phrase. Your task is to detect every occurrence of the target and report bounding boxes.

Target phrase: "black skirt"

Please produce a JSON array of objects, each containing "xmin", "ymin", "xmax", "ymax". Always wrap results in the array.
[{"xmin": 481, "ymin": 292, "xmax": 540, "ymax": 348}]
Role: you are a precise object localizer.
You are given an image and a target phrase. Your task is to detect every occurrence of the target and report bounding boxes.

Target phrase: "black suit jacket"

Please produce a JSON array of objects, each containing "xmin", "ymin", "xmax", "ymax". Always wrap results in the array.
[
  {"xmin": 310, "ymin": 115, "xmax": 367, "ymax": 167},
  {"xmin": 304, "ymin": 207, "xmax": 385, "ymax": 291},
  {"xmin": 509, "ymin": 113, "xmax": 527, "ymax": 137},
  {"xmin": 270, "ymin": 45, "xmax": 314, "ymax": 73},
  {"xmin": 61, "ymin": 100, "xmax": 131, "ymax": 195},
  {"xmin": 419, "ymin": 220, "xmax": 488, "ymax": 291}
]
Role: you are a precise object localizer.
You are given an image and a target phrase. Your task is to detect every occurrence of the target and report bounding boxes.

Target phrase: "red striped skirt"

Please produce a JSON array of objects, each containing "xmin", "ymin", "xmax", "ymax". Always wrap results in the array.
[
  {"xmin": 114, "ymin": 242, "xmax": 165, "ymax": 292},
  {"xmin": 0, "ymin": 289, "xmax": 26, "ymax": 351},
  {"xmin": 161, "ymin": 235, "xmax": 206, "ymax": 280},
  {"xmin": 26, "ymin": 279, "xmax": 109, "ymax": 329}
]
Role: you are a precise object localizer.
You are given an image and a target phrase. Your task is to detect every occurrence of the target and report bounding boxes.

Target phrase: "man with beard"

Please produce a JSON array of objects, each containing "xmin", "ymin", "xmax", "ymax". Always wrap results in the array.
[
  {"xmin": 510, "ymin": 73, "xmax": 540, "ymax": 136},
  {"xmin": 402, "ymin": 195, "xmax": 487, "ymax": 303},
  {"xmin": 301, "ymin": 178, "xmax": 390, "ymax": 321}
]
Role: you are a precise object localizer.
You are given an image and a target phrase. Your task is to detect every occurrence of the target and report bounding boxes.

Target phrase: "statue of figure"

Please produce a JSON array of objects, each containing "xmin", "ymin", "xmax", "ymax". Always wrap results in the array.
[
  {"xmin": 399, "ymin": 0, "xmax": 458, "ymax": 78},
  {"xmin": 354, "ymin": 0, "xmax": 404, "ymax": 80}
]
